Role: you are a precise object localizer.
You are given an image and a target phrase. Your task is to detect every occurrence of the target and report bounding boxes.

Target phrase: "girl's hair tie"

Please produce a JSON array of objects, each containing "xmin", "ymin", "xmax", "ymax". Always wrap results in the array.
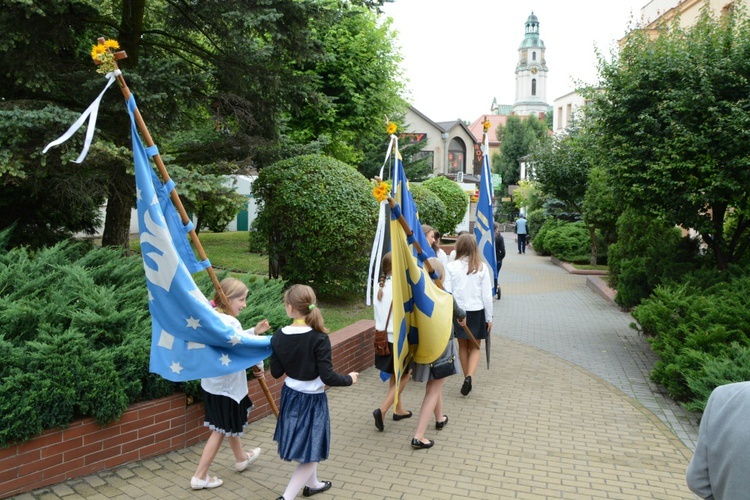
[{"xmin": 308, "ymin": 304, "xmax": 316, "ymax": 310}]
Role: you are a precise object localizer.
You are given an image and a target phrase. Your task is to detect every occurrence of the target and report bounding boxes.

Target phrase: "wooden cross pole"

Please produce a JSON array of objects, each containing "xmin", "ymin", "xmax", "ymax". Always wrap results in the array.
[
  {"xmin": 95, "ymin": 38, "xmax": 227, "ymax": 310},
  {"xmin": 386, "ymin": 197, "xmax": 481, "ymax": 350},
  {"xmin": 96, "ymin": 39, "xmax": 279, "ymax": 418}
]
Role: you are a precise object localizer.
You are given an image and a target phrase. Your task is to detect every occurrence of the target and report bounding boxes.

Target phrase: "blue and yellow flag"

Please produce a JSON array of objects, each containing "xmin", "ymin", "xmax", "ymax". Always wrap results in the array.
[
  {"xmin": 391, "ymin": 154, "xmax": 436, "ymax": 263},
  {"xmin": 475, "ymin": 125, "xmax": 497, "ymax": 283},
  {"xmin": 127, "ymin": 95, "xmax": 271, "ymax": 382},
  {"xmin": 389, "ymin": 149, "xmax": 452, "ymax": 404}
]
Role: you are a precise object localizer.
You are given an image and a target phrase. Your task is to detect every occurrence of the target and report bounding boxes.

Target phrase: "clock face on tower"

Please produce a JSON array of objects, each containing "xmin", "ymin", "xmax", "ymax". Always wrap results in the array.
[{"xmin": 530, "ymin": 67, "xmax": 538, "ymax": 74}]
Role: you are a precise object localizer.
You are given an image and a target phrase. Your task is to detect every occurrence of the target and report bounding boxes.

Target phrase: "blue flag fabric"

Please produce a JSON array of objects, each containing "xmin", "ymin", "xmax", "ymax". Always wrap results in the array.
[
  {"xmin": 127, "ymin": 95, "xmax": 271, "ymax": 382},
  {"xmin": 391, "ymin": 154, "xmax": 436, "ymax": 264},
  {"xmin": 475, "ymin": 134, "xmax": 497, "ymax": 283}
]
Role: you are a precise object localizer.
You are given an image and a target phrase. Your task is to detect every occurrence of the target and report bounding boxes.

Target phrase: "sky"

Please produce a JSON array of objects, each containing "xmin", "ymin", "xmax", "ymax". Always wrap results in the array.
[{"xmin": 381, "ymin": 0, "xmax": 650, "ymax": 122}]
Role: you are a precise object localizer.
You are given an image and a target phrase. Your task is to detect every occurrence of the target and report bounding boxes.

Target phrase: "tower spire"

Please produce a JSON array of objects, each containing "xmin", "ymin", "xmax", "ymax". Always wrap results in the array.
[{"xmin": 512, "ymin": 12, "xmax": 549, "ymax": 117}]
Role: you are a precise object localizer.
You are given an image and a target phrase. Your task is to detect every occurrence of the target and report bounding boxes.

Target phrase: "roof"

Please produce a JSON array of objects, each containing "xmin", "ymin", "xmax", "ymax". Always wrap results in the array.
[
  {"xmin": 407, "ymin": 107, "xmax": 478, "ymax": 145},
  {"xmin": 468, "ymin": 115, "xmax": 508, "ymax": 145}
]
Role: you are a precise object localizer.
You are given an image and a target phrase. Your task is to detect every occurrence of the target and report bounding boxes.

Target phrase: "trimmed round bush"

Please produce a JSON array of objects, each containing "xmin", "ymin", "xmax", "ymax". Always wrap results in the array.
[
  {"xmin": 422, "ymin": 176, "xmax": 469, "ymax": 235},
  {"xmin": 543, "ymin": 221, "xmax": 591, "ymax": 263},
  {"xmin": 252, "ymin": 154, "xmax": 378, "ymax": 299},
  {"xmin": 411, "ymin": 184, "xmax": 447, "ymax": 231}
]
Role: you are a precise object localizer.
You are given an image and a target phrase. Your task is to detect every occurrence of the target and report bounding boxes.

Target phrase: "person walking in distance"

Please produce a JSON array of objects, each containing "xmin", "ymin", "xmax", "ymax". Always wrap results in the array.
[
  {"xmin": 270, "ymin": 284, "xmax": 358, "ymax": 500},
  {"xmin": 444, "ymin": 234, "xmax": 493, "ymax": 397},
  {"xmin": 494, "ymin": 222, "xmax": 506, "ymax": 299},
  {"xmin": 515, "ymin": 214, "xmax": 528, "ymax": 254}
]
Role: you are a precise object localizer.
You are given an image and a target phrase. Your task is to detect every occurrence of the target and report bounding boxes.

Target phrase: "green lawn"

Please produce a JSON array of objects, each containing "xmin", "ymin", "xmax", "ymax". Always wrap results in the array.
[
  {"xmin": 130, "ymin": 231, "xmax": 372, "ymax": 332},
  {"xmin": 570, "ymin": 263, "xmax": 608, "ymax": 272}
]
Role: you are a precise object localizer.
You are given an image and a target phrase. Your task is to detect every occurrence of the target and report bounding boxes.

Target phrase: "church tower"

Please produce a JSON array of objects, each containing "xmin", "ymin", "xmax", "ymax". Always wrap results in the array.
[{"xmin": 512, "ymin": 12, "xmax": 549, "ymax": 117}]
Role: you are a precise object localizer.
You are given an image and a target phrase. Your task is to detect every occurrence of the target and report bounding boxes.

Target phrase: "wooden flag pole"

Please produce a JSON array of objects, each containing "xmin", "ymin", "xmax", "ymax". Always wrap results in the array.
[
  {"xmin": 97, "ymin": 39, "xmax": 278, "ymax": 417},
  {"xmin": 386, "ymin": 197, "xmax": 481, "ymax": 350},
  {"xmin": 97, "ymin": 39, "xmax": 227, "ymax": 308},
  {"xmin": 253, "ymin": 367, "xmax": 279, "ymax": 417}
]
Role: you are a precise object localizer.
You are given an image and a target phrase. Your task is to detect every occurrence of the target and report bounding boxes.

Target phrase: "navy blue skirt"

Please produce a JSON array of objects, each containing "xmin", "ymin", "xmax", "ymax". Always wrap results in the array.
[
  {"xmin": 454, "ymin": 310, "xmax": 488, "ymax": 340},
  {"xmin": 273, "ymin": 384, "xmax": 330, "ymax": 463},
  {"xmin": 202, "ymin": 389, "xmax": 253, "ymax": 437}
]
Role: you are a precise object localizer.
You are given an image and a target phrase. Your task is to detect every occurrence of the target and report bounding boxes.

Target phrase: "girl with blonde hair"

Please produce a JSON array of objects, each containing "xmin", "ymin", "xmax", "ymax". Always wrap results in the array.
[{"xmin": 190, "ymin": 278, "xmax": 270, "ymax": 490}]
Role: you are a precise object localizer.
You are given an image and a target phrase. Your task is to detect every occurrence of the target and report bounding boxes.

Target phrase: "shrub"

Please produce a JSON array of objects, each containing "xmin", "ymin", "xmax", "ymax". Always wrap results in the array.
[
  {"xmin": 608, "ymin": 209, "xmax": 700, "ymax": 308},
  {"xmin": 411, "ymin": 183, "xmax": 447, "ymax": 231},
  {"xmin": 543, "ymin": 222, "xmax": 591, "ymax": 263},
  {"xmin": 248, "ymin": 228, "xmax": 267, "ymax": 254},
  {"xmin": 252, "ymin": 154, "xmax": 378, "ymax": 299},
  {"xmin": 529, "ymin": 218, "xmax": 567, "ymax": 256},
  {"xmin": 0, "ymin": 241, "xmax": 287, "ymax": 446},
  {"xmin": 422, "ymin": 176, "xmax": 469, "ymax": 235},
  {"xmin": 633, "ymin": 271, "xmax": 750, "ymax": 408},
  {"xmin": 526, "ymin": 208, "xmax": 549, "ymax": 241}
]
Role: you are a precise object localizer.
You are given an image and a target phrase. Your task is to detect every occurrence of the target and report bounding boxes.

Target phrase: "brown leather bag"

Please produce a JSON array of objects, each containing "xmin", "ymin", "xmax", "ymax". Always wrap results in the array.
[{"xmin": 374, "ymin": 305, "xmax": 392, "ymax": 356}]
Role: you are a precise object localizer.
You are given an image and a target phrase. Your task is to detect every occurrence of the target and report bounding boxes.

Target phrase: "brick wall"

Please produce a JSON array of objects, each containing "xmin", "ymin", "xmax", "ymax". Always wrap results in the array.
[{"xmin": 0, "ymin": 320, "xmax": 375, "ymax": 499}]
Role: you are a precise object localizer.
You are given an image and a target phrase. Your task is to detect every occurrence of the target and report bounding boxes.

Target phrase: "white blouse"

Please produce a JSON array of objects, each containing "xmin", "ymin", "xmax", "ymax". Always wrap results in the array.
[
  {"xmin": 444, "ymin": 258, "xmax": 493, "ymax": 322},
  {"xmin": 373, "ymin": 277, "xmax": 394, "ymax": 342},
  {"xmin": 201, "ymin": 315, "xmax": 262, "ymax": 403}
]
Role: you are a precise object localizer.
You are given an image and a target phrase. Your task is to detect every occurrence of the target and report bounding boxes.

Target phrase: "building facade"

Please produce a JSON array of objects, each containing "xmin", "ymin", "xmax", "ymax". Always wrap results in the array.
[
  {"xmin": 402, "ymin": 107, "xmax": 478, "ymax": 176},
  {"xmin": 511, "ymin": 12, "xmax": 550, "ymax": 118}
]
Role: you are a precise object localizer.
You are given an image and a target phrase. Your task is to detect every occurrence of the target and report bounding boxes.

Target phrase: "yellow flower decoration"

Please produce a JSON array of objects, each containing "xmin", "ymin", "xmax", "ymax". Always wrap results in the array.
[
  {"xmin": 90, "ymin": 39, "xmax": 121, "ymax": 75},
  {"xmin": 483, "ymin": 118, "xmax": 491, "ymax": 133},
  {"xmin": 386, "ymin": 122, "xmax": 397, "ymax": 135},
  {"xmin": 371, "ymin": 180, "xmax": 389, "ymax": 202}
]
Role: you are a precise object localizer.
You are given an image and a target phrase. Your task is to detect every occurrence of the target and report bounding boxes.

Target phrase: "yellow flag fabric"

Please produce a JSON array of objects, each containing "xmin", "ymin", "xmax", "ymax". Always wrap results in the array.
[{"xmin": 390, "ymin": 216, "xmax": 454, "ymax": 390}]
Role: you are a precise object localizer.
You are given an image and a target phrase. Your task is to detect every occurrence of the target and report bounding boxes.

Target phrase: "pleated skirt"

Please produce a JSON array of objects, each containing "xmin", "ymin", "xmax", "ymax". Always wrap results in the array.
[
  {"xmin": 454, "ymin": 310, "xmax": 488, "ymax": 340},
  {"xmin": 273, "ymin": 384, "xmax": 330, "ymax": 463},
  {"xmin": 202, "ymin": 389, "xmax": 253, "ymax": 437}
]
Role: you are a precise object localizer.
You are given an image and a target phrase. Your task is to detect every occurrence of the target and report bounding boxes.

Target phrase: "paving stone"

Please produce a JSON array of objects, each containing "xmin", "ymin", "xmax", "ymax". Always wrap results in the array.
[{"xmin": 20, "ymin": 235, "xmax": 698, "ymax": 499}]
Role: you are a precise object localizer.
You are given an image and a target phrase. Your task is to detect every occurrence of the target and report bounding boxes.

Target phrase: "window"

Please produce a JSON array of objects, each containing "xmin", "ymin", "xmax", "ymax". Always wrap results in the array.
[
  {"xmin": 447, "ymin": 137, "xmax": 466, "ymax": 174},
  {"xmin": 531, "ymin": 78, "xmax": 537, "ymax": 96},
  {"xmin": 411, "ymin": 150, "xmax": 434, "ymax": 171},
  {"xmin": 532, "ymin": 51, "xmax": 537, "ymax": 61}
]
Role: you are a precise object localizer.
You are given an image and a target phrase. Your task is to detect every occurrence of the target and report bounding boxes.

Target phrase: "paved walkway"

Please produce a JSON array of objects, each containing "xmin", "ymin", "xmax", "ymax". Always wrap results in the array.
[{"xmin": 15, "ymin": 234, "xmax": 699, "ymax": 499}]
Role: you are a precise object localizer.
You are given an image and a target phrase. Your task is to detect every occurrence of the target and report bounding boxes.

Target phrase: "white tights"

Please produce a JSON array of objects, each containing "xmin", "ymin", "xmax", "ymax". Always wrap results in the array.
[{"xmin": 281, "ymin": 462, "xmax": 325, "ymax": 500}]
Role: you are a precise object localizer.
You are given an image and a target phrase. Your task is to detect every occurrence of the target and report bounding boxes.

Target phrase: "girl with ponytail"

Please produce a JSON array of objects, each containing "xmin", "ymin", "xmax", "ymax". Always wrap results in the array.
[{"xmin": 270, "ymin": 284, "xmax": 358, "ymax": 500}]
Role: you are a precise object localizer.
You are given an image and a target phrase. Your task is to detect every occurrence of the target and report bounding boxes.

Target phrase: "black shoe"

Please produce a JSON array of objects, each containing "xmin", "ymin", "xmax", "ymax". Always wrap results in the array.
[
  {"xmin": 302, "ymin": 481, "xmax": 332, "ymax": 497},
  {"xmin": 392, "ymin": 410, "xmax": 413, "ymax": 421},
  {"xmin": 276, "ymin": 497, "xmax": 284, "ymax": 500},
  {"xmin": 460, "ymin": 376, "xmax": 472, "ymax": 396},
  {"xmin": 373, "ymin": 408, "xmax": 384, "ymax": 431},
  {"xmin": 411, "ymin": 438, "xmax": 434, "ymax": 449},
  {"xmin": 435, "ymin": 415, "xmax": 448, "ymax": 430}
]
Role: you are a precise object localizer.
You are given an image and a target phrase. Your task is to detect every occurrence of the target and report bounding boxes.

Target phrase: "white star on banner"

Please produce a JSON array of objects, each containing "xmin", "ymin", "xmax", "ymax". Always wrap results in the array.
[
  {"xmin": 186, "ymin": 317, "xmax": 201, "ymax": 330},
  {"xmin": 228, "ymin": 334, "xmax": 242, "ymax": 346},
  {"xmin": 170, "ymin": 361, "xmax": 184, "ymax": 374},
  {"xmin": 220, "ymin": 354, "xmax": 231, "ymax": 366}
]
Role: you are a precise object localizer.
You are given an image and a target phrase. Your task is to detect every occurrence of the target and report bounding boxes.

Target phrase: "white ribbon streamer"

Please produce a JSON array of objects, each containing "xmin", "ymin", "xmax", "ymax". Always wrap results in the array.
[
  {"xmin": 366, "ymin": 135, "xmax": 397, "ymax": 305},
  {"xmin": 42, "ymin": 70, "xmax": 120, "ymax": 164}
]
